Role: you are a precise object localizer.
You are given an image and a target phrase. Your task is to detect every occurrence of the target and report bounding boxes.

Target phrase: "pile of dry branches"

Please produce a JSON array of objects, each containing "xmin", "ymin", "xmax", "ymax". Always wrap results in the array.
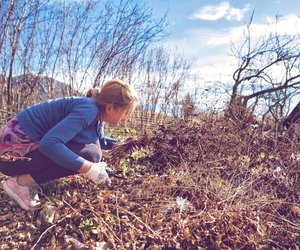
[{"xmin": 0, "ymin": 115, "xmax": 299, "ymax": 249}]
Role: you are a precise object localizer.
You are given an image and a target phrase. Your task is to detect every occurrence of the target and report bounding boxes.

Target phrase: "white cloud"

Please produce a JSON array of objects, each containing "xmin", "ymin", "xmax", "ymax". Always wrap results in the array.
[
  {"xmin": 194, "ymin": 55, "xmax": 236, "ymax": 84},
  {"xmin": 165, "ymin": 14, "xmax": 300, "ymax": 87},
  {"xmin": 266, "ymin": 14, "xmax": 300, "ymax": 35},
  {"xmin": 190, "ymin": 1, "xmax": 250, "ymax": 22},
  {"xmin": 204, "ymin": 14, "xmax": 300, "ymax": 47},
  {"xmin": 169, "ymin": 12, "xmax": 300, "ymax": 111}
]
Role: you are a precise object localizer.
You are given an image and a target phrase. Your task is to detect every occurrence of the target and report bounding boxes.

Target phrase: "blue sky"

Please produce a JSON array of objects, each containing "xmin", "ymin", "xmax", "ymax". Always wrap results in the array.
[{"xmin": 146, "ymin": 0, "xmax": 300, "ymax": 86}]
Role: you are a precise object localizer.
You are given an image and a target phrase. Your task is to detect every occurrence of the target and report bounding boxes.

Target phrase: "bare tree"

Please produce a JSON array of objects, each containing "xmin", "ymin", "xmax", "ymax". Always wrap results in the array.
[
  {"xmin": 182, "ymin": 93, "xmax": 196, "ymax": 120},
  {"xmin": 51, "ymin": 0, "xmax": 167, "ymax": 93},
  {"xmin": 0, "ymin": 0, "xmax": 62, "ymax": 109},
  {"xmin": 133, "ymin": 46, "xmax": 192, "ymax": 127},
  {"xmin": 0, "ymin": 0, "xmax": 167, "ymax": 113},
  {"xmin": 92, "ymin": 0, "xmax": 167, "ymax": 87},
  {"xmin": 228, "ymin": 14, "xmax": 300, "ymax": 121},
  {"xmin": 0, "ymin": 0, "xmax": 32, "ymax": 106}
]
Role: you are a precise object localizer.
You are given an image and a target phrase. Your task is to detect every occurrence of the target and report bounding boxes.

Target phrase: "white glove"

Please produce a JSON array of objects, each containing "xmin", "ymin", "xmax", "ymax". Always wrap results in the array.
[{"xmin": 84, "ymin": 162, "xmax": 111, "ymax": 185}]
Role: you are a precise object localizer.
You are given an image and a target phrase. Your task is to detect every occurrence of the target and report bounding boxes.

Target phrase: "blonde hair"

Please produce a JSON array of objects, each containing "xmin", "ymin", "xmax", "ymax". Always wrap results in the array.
[{"xmin": 89, "ymin": 79, "xmax": 138, "ymax": 111}]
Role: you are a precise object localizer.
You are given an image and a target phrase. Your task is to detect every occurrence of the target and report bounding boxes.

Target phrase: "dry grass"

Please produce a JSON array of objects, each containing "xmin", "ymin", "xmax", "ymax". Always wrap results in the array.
[{"xmin": 0, "ymin": 114, "xmax": 299, "ymax": 249}]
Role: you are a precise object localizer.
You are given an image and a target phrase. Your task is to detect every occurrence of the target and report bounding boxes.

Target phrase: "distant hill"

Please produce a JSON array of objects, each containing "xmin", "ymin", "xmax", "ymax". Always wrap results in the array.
[
  {"xmin": 4, "ymin": 74, "xmax": 70, "ymax": 98},
  {"xmin": 0, "ymin": 74, "xmax": 84, "ymax": 100}
]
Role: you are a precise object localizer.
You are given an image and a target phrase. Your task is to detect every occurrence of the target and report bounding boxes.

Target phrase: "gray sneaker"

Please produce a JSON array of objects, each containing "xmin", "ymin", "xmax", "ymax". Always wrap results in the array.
[{"xmin": 3, "ymin": 177, "xmax": 41, "ymax": 211}]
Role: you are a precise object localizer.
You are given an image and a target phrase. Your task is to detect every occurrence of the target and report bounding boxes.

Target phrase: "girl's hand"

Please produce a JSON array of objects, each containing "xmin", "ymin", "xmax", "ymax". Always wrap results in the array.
[{"xmin": 84, "ymin": 162, "xmax": 111, "ymax": 185}]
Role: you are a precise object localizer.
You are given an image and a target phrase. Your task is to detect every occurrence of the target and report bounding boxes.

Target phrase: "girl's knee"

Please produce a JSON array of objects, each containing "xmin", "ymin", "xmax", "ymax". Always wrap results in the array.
[
  {"xmin": 66, "ymin": 142, "xmax": 102, "ymax": 163},
  {"xmin": 86, "ymin": 147, "xmax": 102, "ymax": 162},
  {"xmin": 77, "ymin": 144, "xmax": 102, "ymax": 162}
]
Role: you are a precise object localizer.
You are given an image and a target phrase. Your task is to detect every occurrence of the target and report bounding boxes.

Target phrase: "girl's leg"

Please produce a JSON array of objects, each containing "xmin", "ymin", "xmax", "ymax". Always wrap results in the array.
[
  {"xmin": 1, "ymin": 141, "xmax": 101, "ymax": 210},
  {"xmin": 0, "ymin": 141, "xmax": 102, "ymax": 184},
  {"xmin": 31, "ymin": 141, "xmax": 102, "ymax": 184}
]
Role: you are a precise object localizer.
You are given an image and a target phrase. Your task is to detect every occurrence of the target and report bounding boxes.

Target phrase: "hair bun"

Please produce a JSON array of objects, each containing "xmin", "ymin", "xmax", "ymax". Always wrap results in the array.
[{"xmin": 86, "ymin": 87, "xmax": 101, "ymax": 98}]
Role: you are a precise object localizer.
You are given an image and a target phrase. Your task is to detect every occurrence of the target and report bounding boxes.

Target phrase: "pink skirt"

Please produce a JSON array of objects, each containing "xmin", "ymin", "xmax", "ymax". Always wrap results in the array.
[{"xmin": 0, "ymin": 116, "xmax": 38, "ymax": 160}]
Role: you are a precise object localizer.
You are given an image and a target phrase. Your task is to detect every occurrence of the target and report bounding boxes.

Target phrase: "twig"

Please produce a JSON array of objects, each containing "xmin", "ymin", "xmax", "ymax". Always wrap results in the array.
[
  {"xmin": 108, "ymin": 203, "xmax": 162, "ymax": 239},
  {"xmin": 30, "ymin": 224, "xmax": 56, "ymax": 250},
  {"xmin": 30, "ymin": 213, "xmax": 70, "ymax": 249}
]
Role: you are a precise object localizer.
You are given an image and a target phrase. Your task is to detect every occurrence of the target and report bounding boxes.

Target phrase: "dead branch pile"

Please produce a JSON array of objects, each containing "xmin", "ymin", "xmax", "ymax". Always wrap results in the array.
[{"xmin": 0, "ymin": 116, "xmax": 299, "ymax": 249}]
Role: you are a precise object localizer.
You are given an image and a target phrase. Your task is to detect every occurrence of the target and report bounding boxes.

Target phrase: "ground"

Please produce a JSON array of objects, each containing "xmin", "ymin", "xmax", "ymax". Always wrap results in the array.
[{"xmin": 0, "ymin": 117, "xmax": 299, "ymax": 249}]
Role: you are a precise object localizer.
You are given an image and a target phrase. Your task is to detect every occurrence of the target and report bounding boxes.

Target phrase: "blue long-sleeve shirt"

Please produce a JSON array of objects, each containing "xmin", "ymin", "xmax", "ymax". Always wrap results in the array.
[{"xmin": 17, "ymin": 97, "xmax": 116, "ymax": 171}]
